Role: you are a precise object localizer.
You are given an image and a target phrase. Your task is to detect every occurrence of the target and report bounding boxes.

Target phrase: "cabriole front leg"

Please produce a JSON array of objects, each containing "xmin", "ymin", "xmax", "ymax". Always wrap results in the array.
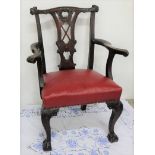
[
  {"xmin": 41, "ymin": 108, "xmax": 59, "ymax": 151},
  {"xmin": 106, "ymin": 101, "xmax": 123, "ymax": 143}
]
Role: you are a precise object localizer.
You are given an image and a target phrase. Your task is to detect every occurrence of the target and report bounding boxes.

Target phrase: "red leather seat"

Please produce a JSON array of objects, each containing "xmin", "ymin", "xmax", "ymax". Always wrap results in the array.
[{"xmin": 41, "ymin": 69, "xmax": 122, "ymax": 108}]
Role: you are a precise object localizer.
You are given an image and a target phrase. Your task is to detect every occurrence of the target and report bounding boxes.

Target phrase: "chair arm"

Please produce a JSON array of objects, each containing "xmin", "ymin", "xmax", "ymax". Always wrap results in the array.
[
  {"xmin": 27, "ymin": 43, "xmax": 41, "ymax": 63},
  {"xmin": 93, "ymin": 38, "xmax": 129, "ymax": 57},
  {"xmin": 92, "ymin": 38, "xmax": 129, "ymax": 79},
  {"xmin": 27, "ymin": 42, "xmax": 44, "ymax": 90}
]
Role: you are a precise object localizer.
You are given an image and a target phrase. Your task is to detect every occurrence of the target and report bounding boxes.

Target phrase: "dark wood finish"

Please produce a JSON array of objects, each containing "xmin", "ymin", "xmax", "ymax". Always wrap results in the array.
[
  {"xmin": 88, "ymin": 11, "xmax": 95, "ymax": 70},
  {"xmin": 106, "ymin": 101, "xmax": 123, "ymax": 142},
  {"xmin": 27, "ymin": 43, "xmax": 44, "ymax": 92},
  {"xmin": 52, "ymin": 10, "xmax": 79, "ymax": 70},
  {"xmin": 27, "ymin": 5, "xmax": 129, "ymax": 151},
  {"xmin": 106, "ymin": 52, "xmax": 115, "ymax": 80},
  {"xmin": 30, "ymin": 5, "xmax": 98, "ymax": 71},
  {"xmin": 34, "ymin": 10, "xmax": 46, "ymax": 74},
  {"xmin": 93, "ymin": 38, "xmax": 129, "ymax": 79},
  {"xmin": 41, "ymin": 108, "xmax": 59, "ymax": 151},
  {"xmin": 81, "ymin": 105, "xmax": 87, "ymax": 111}
]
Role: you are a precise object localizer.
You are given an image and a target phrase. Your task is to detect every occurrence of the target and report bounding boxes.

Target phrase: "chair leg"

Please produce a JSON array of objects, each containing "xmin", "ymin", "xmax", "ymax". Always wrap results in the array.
[
  {"xmin": 81, "ymin": 105, "xmax": 87, "ymax": 111},
  {"xmin": 41, "ymin": 108, "xmax": 59, "ymax": 151},
  {"xmin": 106, "ymin": 101, "xmax": 123, "ymax": 143}
]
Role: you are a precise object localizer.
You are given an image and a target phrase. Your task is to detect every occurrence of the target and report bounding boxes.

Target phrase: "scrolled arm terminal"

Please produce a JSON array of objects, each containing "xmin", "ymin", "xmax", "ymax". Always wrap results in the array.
[{"xmin": 27, "ymin": 43, "xmax": 41, "ymax": 63}]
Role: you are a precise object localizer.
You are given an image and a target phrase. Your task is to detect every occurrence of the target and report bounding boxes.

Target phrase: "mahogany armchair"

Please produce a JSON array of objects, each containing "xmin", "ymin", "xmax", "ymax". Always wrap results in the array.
[{"xmin": 27, "ymin": 5, "xmax": 129, "ymax": 151}]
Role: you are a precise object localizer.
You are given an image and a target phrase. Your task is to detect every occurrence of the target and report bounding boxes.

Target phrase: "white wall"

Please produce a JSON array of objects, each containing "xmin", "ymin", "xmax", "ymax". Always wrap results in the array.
[{"xmin": 21, "ymin": 0, "xmax": 133, "ymax": 105}]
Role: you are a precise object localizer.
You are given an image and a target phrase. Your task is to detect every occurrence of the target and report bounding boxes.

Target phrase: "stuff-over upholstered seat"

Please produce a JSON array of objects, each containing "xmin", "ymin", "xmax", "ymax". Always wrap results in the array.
[
  {"xmin": 42, "ymin": 69, "xmax": 122, "ymax": 108},
  {"xmin": 27, "ymin": 5, "xmax": 129, "ymax": 151}
]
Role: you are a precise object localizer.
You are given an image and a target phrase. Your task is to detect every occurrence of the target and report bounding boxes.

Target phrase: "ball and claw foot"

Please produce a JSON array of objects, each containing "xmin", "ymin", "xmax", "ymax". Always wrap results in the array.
[
  {"xmin": 107, "ymin": 132, "xmax": 119, "ymax": 143},
  {"xmin": 43, "ymin": 139, "xmax": 52, "ymax": 151}
]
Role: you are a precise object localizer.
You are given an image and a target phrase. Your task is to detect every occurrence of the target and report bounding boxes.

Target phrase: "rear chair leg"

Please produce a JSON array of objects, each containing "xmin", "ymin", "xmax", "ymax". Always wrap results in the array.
[
  {"xmin": 81, "ymin": 105, "xmax": 87, "ymax": 111},
  {"xmin": 106, "ymin": 101, "xmax": 123, "ymax": 142},
  {"xmin": 41, "ymin": 108, "xmax": 59, "ymax": 151}
]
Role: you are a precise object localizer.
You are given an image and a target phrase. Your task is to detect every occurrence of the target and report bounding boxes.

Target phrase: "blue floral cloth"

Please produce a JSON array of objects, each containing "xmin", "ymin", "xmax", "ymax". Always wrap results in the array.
[{"xmin": 21, "ymin": 100, "xmax": 134, "ymax": 155}]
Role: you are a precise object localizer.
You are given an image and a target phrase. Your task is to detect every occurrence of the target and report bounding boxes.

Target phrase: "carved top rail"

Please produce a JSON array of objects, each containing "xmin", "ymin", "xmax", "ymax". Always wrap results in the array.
[{"xmin": 30, "ymin": 5, "xmax": 99, "ymax": 15}]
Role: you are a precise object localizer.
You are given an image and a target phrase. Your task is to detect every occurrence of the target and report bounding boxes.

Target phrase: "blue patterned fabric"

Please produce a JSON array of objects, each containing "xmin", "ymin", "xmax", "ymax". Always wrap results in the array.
[{"xmin": 21, "ymin": 100, "xmax": 134, "ymax": 155}]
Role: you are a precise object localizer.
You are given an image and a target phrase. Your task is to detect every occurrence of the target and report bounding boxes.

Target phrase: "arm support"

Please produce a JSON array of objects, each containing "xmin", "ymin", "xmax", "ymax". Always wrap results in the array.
[
  {"xmin": 27, "ymin": 42, "xmax": 44, "ymax": 90},
  {"xmin": 93, "ymin": 38, "xmax": 129, "ymax": 79}
]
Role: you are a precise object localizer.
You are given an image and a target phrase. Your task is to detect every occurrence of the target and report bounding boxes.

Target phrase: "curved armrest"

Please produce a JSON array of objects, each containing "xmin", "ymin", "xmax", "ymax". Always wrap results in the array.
[
  {"xmin": 93, "ymin": 38, "xmax": 129, "ymax": 79},
  {"xmin": 93, "ymin": 38, "xmax": 129, "ymax": 57},
  {"xmin": 27, "ymin": 43, "xmax": 41, "ymax": 63}
]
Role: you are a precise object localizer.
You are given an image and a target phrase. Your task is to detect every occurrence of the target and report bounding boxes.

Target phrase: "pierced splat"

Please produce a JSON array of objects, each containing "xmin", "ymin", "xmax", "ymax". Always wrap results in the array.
[
  {"xmin": 51, "ymin": 11, "xmax": 79, "ymax": 70},
  {"xmin": 30, "ymin": 5, "xmax": 99, "ymax": 70},
  {"xmin": 63, "ymin": 51, "xmax": 71, "ymax": 60}
]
